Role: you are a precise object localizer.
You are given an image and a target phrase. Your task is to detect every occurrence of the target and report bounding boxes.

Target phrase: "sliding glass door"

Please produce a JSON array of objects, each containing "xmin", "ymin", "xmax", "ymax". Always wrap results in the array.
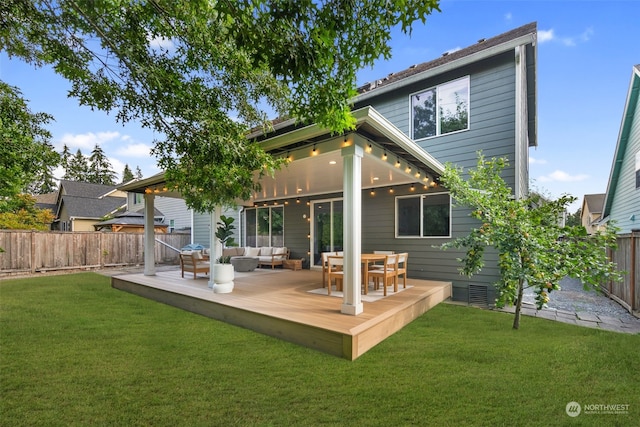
[{"xmin": 312, "ymin": 199, "xmax": 343, "ymax": 267}]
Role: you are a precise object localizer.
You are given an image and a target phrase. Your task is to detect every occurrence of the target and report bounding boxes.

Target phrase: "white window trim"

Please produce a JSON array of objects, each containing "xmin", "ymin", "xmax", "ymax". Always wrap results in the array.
[
  {"xmin": 395, "ymin": 192, "xmax": 452, "ymax": 239},
  {"xmin": 409, "ymin": 76, "xmax": 470, "ymax": 141}
]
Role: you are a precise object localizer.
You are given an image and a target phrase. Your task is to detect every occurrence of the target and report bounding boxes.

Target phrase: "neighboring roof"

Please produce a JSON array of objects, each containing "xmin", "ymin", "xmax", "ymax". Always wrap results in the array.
[
  {"xmin": 583, "ymin": 193, "xmax": 605, "ymax": 214},
  {"xmin": 94, "ymin": 210, "xmax": 167, "ymax": 229},
  {"xmin": 60, "ymin": 195, "xmax": 126, "ymax": 220},
  {"xmin": 34, "ymin": 191, "xmax": 58, "ymax": 212},
  {"xmin": 602, "ymin": 65, "xmax": 640, "ymax": 219},
  {"xmin": 59, "ymin": 180, "xmax": 120, "ymax": 199}
]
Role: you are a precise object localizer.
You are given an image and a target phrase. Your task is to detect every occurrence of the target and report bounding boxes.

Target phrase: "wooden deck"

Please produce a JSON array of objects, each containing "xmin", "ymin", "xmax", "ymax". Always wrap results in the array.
[{"xmin": 111, "ymin": 268, "xmax": 451, "ymax": 360}]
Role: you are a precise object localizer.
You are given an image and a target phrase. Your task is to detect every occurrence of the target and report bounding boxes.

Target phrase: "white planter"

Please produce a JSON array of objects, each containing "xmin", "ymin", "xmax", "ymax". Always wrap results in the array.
[{"xmin": 213, "ymin": 264, "xmax": 234, "ymax": 293}]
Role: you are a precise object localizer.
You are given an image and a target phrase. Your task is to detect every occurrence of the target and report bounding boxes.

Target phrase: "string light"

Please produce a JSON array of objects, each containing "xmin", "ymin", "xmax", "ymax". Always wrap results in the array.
[
  {"xmin": 382, "ymin": 150, "xmax": 387, "ymax": 160},
  {"xmin": 410, "ymin": 184, "xmax": 415, "ymax": 192},
  {"xmin": 370, "ymin": 189, "xmax": 376, "ymax": 196},
  {"xmin": 389, "ymin": 187, "xmax": 394, "ymax": 194},
  {"xmin": 312, "ymin": 144, "xmax": 317, "ymax": 155}
]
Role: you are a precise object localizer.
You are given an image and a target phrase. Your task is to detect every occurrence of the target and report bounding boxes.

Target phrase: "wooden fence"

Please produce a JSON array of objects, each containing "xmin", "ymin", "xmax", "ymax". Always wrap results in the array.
[
  {"xmin": 0, "ymin": 230, "xmax": 191, "ymax": 275},
  {"xmin": 607, "ymin": 231, "xmax": 639, "ymax": 315}
]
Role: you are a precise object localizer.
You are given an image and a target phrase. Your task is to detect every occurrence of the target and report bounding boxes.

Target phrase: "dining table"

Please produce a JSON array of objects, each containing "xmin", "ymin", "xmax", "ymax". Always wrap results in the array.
[{"xmin": 360, "ymin": 253, "xmax": 387, "ymax": 295}]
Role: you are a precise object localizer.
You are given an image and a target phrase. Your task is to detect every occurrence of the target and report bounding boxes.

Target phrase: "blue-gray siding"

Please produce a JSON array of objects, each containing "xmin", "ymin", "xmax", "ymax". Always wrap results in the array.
[{"xmin": 609, "ymin": 93, "xmax": 640, "ymax": 233}]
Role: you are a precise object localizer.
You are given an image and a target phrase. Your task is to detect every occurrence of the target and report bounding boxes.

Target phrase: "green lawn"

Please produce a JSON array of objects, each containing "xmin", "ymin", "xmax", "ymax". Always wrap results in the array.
[{"xmin": 1, "ymin": 273, "xmax": 638, "ymax": 426}]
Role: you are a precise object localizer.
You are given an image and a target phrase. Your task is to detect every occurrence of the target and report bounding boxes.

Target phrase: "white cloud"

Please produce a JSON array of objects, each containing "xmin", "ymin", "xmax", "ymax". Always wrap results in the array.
[
  {"xmin": 538, "ymin": 29, "xmax": 555, "ymax": 43},
  {"xmin": 115, "ymin": 143, "xmax": 153, "ymax": 158},
  {"xmin": 580, "ymin": 27, "xmax": 594, "ymax": 42},
  {"xmin": 57, "ymin": 131, "xmax": 121, "ymax": 151},
  {"xmin": 504, "ymin": 12, "xmax": 512, "ymax": 21},
  {"xmin": 540, "ymin": 27, "xmax": 594, "ymax": 47},
  {"xmin": 529, "ymin": 157, "xmax": 547, "ymax": 165},
  {"xmin": 537, "ymin": 170, "xmax": 589, "ymax": 183},
  {"xmin": 109, "ymin": 157, "xmax": 126, "ymax": 180},
  {"xmin": 148, "ymin": 35, "xmax": 175, "ymax": 51}
]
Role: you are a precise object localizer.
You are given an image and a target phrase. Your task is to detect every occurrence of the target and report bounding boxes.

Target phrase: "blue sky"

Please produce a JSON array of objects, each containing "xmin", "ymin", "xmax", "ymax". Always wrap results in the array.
[{"xmin": 1, "ymin": 0, "xmax": 638, "ymax": 212}]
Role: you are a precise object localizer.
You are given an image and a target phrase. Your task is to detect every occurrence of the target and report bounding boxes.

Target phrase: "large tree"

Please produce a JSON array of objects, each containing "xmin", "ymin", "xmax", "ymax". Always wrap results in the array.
[
  {"xmin": 121, "ymin": 164, "xmax": 135, "ymax": 183},
  {"xmin": 1, "ymin": 0, "xmax": 441, "ymax": 211},
  {"xmin": 65, "ymin": 149, "xmax": 90, "ymax": 182},
  {"xmin": 0, "ymin": 82, "xmax": 59, "ymax": 198},
  {"xmin": 440, "ymin": 154, "xmax": 621, "ymax": 329},
  {"xmin": 88, "ymin": 143, "xmax": 117, "ymax": 185}
]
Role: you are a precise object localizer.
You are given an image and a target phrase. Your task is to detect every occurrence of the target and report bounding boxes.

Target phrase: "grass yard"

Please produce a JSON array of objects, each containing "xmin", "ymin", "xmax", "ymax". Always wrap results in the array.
[{"xmin": 1, "ymin": 273, "xmax": 638, "ymax": 426}]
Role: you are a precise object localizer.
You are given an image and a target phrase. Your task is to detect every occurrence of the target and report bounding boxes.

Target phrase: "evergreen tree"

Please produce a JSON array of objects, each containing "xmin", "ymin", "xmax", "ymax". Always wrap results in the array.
[
  {"xmin": 66, "ymin": 149, "xmax": 89, "ymax": 182},
  {"xmin": 28, "ymin": 141, "xmax": 60, "ymax": 194},
  {"xmin": 135, "ymin": 166, "xmax": 143, "ymax": 179},
  {"xmin": 88, "ymin": 143, "xmax": 116, "ymax": 185},
  {"xmin": 60, "ymin": 144, "xmax": 71, "ymax": 172},
  {"xmin": 121, "ymin": 164, "xmax": 134, "ymax": 183}
]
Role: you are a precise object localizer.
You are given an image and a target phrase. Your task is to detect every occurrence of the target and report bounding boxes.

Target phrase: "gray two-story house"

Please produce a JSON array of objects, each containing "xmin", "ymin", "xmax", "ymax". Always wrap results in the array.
[
  {"xmin": 123, "ymin": 22, "xmax": 537, "ymax": 308},
  {"xmin": 241, "ymin": 22, "xmax": 537, "ymax": 304}
]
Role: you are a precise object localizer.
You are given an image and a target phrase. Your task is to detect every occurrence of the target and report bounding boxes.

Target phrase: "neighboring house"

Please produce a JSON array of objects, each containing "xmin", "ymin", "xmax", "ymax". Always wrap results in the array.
[
  {"xmin": 93, "ymin": 208, "xmax": 168, "ymax": 233},
  {"xmin": 33, "ymin": 191, "xmax": 58, "ymax": 228},
  {"xmin": 601, "ymin": 65, "xmax": 640, "ymax": 233},
  {"xmin": 122, "ymin": 22, "xmax": 538, "ymax": 305},
  {"xmin": 52, "ymin": 180, "xmax": 127, "ymax": 231},
  {"xmin": 581, "ymin": 193, "xmax": 605, "ymax": 234}
]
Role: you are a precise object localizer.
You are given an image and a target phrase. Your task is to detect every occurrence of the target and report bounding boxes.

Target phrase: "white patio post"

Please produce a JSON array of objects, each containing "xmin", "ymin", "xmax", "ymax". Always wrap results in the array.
[
  {"xmin": 143, "ymin": 192, "xmax": 156, "ymax": 276},
  {"xmin": 208, "ymin": 207, "xmax": 222, "ymax": 289},
  {"xmin": 341, "ymin": 145, "xmax": 363, "ymax": 315}
]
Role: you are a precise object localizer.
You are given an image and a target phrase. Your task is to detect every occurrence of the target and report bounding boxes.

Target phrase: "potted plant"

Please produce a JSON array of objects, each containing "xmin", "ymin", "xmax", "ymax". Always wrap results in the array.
[{"xmin": 213, "ymin": 215, "xmax": 236, "ymax": 293}]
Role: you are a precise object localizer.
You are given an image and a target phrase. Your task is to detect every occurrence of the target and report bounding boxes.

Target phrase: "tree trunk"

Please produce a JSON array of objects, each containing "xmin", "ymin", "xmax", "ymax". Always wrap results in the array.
[{"xmin": 512, "ymin": 278, "xmax": 525, "ymax": 329}]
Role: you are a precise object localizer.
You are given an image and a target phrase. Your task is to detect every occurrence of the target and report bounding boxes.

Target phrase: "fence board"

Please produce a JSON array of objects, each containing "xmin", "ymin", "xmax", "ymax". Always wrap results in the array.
[
  {"xmin": 607, "ymin": 232, "xmax": 639, "ymax": 314},
  {"xmin": 0, "ymin": 231, "xmax": 190, "ymax": 275}
]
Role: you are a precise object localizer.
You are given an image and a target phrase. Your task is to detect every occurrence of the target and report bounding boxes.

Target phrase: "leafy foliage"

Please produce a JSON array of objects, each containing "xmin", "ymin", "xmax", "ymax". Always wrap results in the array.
[
  {"xmin": 1, "ymin": 0, "xmax": 441, "ymax": 210},
  {"xmin": 0, "ymin": 194, "xmax": 55, "ymax": 231},
  {"xmin": 215, "ymin": 215, "xmax": 236, "ymax": 249},
  {"xmin": 0, "ymin": 82, "xmax": 59, "ymax": 198},
  {"xmin": 440, "ymin": 153, "xmax": 622, "ymax": 329}
]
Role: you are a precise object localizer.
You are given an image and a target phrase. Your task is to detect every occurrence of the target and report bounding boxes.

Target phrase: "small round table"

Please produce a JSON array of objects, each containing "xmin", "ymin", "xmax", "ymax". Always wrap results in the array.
[{"xmin": 230, "ymin": 257, "xmax": 259, "ymax": 272}]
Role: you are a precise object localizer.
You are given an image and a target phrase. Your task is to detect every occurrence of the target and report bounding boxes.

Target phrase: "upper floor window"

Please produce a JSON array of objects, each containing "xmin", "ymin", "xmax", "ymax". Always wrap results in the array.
[
  {"xmin": 396, "ymin": 192, "xmax": 451, "ymax": 238},
  {"xmin": 410, "ymin": 76, "xmax": 470, "ymax": 140}
]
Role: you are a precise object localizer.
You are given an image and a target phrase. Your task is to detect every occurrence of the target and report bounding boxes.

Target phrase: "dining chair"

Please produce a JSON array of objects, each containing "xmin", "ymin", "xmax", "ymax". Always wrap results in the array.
[
  {"xmin": 326, "ymin": 256, "xmax": 345, "ymax": 296},
  {"xmin": 368, "ymin": 254, "xmax": 399, "ymax": 296},
  {"xmin": 370, "ymin": 250, "xmax": 395, "ymax": 270},
  {"xmin": 321, "ymin": 252, "xmax": 334, "ymax": 288},
  {"xmin": 397, "ymin": 252, "xmax": 409, "ymax": 288}
]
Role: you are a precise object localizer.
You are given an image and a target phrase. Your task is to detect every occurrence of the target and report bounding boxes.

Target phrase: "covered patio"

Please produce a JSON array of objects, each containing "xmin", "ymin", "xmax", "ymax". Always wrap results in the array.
[{"xmin": 112, "ymin": 268, "xmax": 451, "ymax": 360}]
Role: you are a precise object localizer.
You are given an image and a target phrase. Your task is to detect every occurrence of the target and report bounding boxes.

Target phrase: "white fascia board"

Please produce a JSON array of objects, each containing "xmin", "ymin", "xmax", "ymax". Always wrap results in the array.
[
  {"xmin": 353, "ymin": 107, "xmax": 445, "ymax": 175},
  {"xmin": 353, "ymin": 34, "xmax": 536, "ymax": 104},
  {"xmin": 118, "ymin": 172, "xmax": 166, "ymax": 192}
]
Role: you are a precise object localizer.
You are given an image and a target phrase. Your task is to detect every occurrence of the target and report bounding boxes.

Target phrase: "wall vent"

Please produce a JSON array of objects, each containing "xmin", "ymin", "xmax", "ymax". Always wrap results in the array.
[{"xmin": 468, "ymin": 284, "xmax": 489, "ymax": 307}]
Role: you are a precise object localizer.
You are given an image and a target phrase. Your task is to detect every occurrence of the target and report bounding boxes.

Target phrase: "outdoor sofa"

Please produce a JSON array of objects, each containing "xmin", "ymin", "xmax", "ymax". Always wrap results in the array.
[{"xmin": 222, "ymin": 246, "xmax": 290, "ymax": 269}]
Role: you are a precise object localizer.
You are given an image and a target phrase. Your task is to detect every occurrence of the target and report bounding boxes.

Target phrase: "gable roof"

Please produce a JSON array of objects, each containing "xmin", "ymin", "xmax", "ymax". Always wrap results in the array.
[
  {"xmin": 602, "ymin": 64, "xmax": 640, "ymax": 219},
  {"xmin": 260, "ymin": 22, "xmax": 538, "ymax": 146},
  {"xmin": 60, "ymin": 195, "xmax": 126, "ymax": 220},
  {"xmin": 583, "ymin": 193, "xmax": 605, "ymax": 215},
  {"xmin": 59, "ymin": 180, "xmax": 120, "ymax": 199},
  {"xmin": 355, "ymin": 22, "xmax": 537, "ymax": 97}
]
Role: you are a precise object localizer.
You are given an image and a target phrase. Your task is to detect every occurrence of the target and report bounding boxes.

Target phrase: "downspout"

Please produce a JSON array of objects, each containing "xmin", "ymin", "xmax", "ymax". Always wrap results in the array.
[{"xmin": 514, "ymin": 44, "xmax": 528, "ymax": 200}]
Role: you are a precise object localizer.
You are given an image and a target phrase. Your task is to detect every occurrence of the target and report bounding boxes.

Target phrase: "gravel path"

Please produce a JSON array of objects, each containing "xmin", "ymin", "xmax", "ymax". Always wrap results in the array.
[{"xmin": 520, "ymin": 276, "xmax": 640, "ymax": 333}]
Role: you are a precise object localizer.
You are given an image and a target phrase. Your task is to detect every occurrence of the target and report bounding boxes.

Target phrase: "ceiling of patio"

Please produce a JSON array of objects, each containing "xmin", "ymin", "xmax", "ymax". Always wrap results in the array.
[{"xmin": 250, "ymin": 150, "xmax": 419, "ymax": 203}]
